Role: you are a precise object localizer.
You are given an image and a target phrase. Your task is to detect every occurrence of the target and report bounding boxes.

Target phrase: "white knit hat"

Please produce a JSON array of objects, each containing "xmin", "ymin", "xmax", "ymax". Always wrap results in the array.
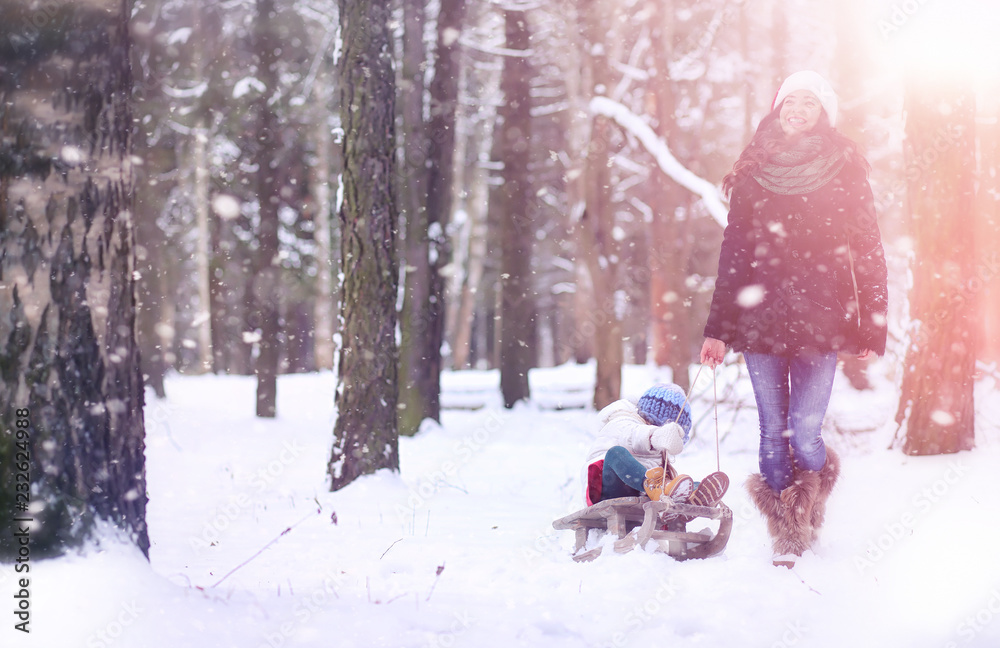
[{"xmin": 771, "ymin": 70, "xmax": 838, "ymax": 128}]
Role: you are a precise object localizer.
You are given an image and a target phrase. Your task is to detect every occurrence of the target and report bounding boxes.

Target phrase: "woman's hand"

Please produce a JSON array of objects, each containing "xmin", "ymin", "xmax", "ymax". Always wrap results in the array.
[
  {"xmin": 700, "ymin": 338, "xmax": 726, "ymax": 368},
  {"xmin": 858, "ymin": 349, "xmax": 876, "ymax": 361}
]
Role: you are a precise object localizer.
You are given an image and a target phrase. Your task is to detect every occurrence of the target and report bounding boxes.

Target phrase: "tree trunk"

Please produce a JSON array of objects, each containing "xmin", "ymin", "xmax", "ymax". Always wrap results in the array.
[
  {"xmin": 312, "ymin": 70, "xmax": 336, "ymax": 371},
  {"xmin": 397, "ymin": 0, "xmax": 430, "ymax": 436},
  {"xmin": 579, "ymin": 1, "xmax": 623, "ymax": 409},
  {"xmin": 895, "ymin": 82, "xmax": 977, "ymax": 456},
  {"xmin": 975, "ymin": 96, "xmax": 1000, "ymax": 363},
  {"xmin": 422, "ymin": 0, "xmax": 467, "ymax": 414},
  {"xmin": 193, "ymin": 115, "xmax": 214, "ymax": 373},
  {"xmin": 134, "ymin": 137, "xmax": 176, "ymax": 400},
  {"xmin": 449, "ymin": 123, "xmax": 490, "ymax": 370},
  {"xmin": 645, "ymin": 0, "xmax": 693, "ymax": 390},
  {"xmin": 253, "ymin": 0, "xmax": 281, "ymax": 418},
  {"xmin": 446, "ymin": 45, "xmax": 495, "ymax": 371},
  {"xmin": 329, "ymin": 0, "xmax": 399, "ymax": 490},
  {"xmin": 498, "ymin": 9, "xmax": 535, "ymax": 408},
  {"xmin": 770, "ymin": 0, "xmax": 788, "ymax": 87},
  {"xmin": 0, "ymin": 0, "xmax": 149, "ymax": 558}
]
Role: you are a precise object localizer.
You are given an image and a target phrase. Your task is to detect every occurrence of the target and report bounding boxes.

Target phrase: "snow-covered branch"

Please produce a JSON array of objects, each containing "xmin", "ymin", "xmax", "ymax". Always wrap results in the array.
[
  {"xmin": 589, "ymin": 96, "xmax": 729, "ymax": 227},
  {"xmin": 458, "ymin": 36, "xmax": 534, "ymax": 58}
]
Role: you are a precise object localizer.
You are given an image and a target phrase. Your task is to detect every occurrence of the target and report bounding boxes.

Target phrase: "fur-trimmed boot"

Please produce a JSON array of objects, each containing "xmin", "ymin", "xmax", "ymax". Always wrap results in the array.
[
  {"xmin": 807, "ymin": 447, "xmax": 840, "ymax": 544},
  {"xmin": 746, "ymin": 472, "xmax": 820, "ymax": 568}
]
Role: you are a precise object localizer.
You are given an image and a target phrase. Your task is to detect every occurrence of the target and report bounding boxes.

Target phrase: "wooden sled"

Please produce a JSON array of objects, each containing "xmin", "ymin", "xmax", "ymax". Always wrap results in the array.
[{"xmin": 552, "ymin": 496, "xmax": 732, "ymax": 563}]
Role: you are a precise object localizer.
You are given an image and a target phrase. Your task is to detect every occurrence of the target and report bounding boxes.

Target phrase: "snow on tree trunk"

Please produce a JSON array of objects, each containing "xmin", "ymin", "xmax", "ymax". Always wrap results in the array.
[
  {"xmin": 498, "ymin": 9, "xmax": 535, "ymax": 408},
  {"xmin": 329, "ymin": 0, "xmax": 400, "ymax": 489},
  {"xmin": 0, "ymin": 0, "xmax": 149, "ymax": 557},
  {"xmin": 895, "ymin": 83, "xmax": 977, "ymax": 456},
  {"xmin": 253, "ymin": 0, "xmax": 281, "ymax": 418}
]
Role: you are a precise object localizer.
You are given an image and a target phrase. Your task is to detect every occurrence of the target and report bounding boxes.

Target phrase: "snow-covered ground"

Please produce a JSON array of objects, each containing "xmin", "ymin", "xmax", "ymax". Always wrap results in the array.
[{"xmin": 4, "ymin": 360, "xmax": 1000, "ymax": 648}]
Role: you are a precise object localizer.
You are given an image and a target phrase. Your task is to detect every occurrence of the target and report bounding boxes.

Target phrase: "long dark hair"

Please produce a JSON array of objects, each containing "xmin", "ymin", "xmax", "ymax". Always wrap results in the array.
[{"xmin": 722, "ymin": 106, "xmax": 871, "ymax": 198}]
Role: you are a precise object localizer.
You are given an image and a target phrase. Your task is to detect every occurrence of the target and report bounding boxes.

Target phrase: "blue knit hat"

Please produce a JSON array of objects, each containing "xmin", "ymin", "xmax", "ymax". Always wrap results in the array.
[{"xmin": 636, "ymin": 383, "xmax": 692, "ymax": 442}]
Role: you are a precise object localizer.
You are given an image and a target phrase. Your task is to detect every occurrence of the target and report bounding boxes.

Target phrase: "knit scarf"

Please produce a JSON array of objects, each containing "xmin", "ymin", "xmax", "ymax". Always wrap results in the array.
[{"xmin": 752, "ymin": 124, "xmax": 846, "ymax": 195}]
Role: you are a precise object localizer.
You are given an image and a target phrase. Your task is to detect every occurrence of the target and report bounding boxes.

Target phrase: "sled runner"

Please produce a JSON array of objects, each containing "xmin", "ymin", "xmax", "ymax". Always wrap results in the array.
[
  {"xmin": 556, "ymin": 367, "xmax": 732, "ymax": 562},
  {"xmin": 552, "ymin": 495, "xmax": 733, "ymax": 563}
]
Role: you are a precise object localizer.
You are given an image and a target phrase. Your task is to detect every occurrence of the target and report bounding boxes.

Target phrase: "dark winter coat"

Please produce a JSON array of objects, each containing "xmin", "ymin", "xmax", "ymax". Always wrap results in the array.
[{"xmin": 704, "ymin": 160, "xmax": 888, "ymax": 356}]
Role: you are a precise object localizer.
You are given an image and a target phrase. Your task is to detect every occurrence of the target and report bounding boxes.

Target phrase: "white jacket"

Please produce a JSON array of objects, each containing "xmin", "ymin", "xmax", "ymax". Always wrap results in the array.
[{"xmin": 581, "ymin": 399, "xmax": 683, "ymax": 505}]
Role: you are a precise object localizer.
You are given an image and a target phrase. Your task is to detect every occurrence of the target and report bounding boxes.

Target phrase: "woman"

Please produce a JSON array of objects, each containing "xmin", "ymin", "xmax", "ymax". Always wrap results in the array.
[{"xmin": 699, "ymin": 71, "xmax": 888, "ymax": 567}]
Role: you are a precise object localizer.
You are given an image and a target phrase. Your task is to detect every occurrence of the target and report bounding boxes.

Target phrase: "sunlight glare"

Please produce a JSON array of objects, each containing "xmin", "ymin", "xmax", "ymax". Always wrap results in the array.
[{"xmin": 877, "ymin": 0, "xmax": 1000, "ymax": 88}]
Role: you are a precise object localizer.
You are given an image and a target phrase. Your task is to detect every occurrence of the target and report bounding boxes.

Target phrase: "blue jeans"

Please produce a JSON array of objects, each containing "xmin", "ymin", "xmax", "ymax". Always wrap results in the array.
[
  {"xmin": 600, "ymin": 446, "xmax": 646, "ymax": 501},
  {"xmin": 743, "ymin": 351, "xmax": 837, "ymax": 492}
]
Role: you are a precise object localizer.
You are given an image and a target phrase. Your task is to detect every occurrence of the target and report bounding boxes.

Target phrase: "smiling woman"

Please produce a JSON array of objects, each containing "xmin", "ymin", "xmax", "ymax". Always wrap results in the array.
[
  {"xmin": 702, "ymin": 70, "xmax": 889, "ymax": 567},
  {"xmin": 779, "ymin": 91, "xmax": 824, "ymax": 138}
]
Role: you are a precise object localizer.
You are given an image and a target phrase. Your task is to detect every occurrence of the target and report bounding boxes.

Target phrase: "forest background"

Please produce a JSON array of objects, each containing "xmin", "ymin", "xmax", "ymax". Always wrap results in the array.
[{"xmin": 1, "ymin": 0, "xmax": 999, "ymax": 555}]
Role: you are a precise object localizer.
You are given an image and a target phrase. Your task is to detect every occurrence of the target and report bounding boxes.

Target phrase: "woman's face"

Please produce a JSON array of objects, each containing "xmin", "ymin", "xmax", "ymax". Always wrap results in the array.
[{"xmin": 779, "ymin": 90, "xmax": 824, "ymax": 138}]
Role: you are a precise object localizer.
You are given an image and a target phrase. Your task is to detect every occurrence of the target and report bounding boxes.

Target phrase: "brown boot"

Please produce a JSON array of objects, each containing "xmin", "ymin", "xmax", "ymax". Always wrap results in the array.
[
  {"xmin": 779, "ymin": 470, "xmax": 820, "ymax": 556},
  {"xmin": 746, "ymin": 472, "xmax": 819, "ymax": 567},
  {"xmin": 808, "ymin": 447, "xmax": 840, "ymax": 543},
  {"xmin": 746, "ymin": 473, "xmax": 790, "ymax": 566}
]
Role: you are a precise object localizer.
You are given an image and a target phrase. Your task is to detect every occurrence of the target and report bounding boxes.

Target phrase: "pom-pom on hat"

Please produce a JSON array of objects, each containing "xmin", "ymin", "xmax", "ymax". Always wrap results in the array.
[
  {"xmin": 636, "ymin": 383, "xmax": 692, "ymax": 442},
  {"xmin": 772, "ymin": 70, "xmax": 838, "ymax": 128}
]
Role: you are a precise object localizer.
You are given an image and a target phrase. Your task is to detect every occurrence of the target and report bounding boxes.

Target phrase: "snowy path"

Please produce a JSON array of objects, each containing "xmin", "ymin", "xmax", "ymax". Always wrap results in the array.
[{"xmin": 4, "ymin": 362, "xmax": 1000, "ymax": 647}]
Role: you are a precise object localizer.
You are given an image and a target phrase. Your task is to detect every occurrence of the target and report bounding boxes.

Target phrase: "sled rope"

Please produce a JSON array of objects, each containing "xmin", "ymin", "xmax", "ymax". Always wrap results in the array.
[
  {"xmin": 668, "ymin": 363, "xmax": 722, "ymax": 473},
  {"xmin": 713, "ymin": 367, "xmax": 720, "ymax": 472}
]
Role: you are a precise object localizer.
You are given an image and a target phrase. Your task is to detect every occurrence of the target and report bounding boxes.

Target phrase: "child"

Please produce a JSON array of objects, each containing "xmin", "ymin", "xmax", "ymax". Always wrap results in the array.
[{"xmin": 583, "ymin": 383, "xmax": 729, "ymax": 508}]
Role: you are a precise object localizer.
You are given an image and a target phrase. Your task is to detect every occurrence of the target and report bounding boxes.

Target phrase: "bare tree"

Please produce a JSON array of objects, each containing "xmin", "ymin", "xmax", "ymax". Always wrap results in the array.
[
  {"xmin": 645, "ymin": 0, "xmax": 694, "ymax": 392},
  {"xmin": 497, "ymin": 8, "xmax": 535, "ymax": 407},
  {"xmin": 0, "ymin": 0, "xmax": 148, "ymax": 557},
  {"xmin": 310, "ymin": 66, "xmax": 338, "ymax": 371},
  {"xmin": 576, "ymin": 0, "xmax": 626, "ymax": 409},
  {"xmin": 329, "ymin": 0, "xmax": 400, "ymax": 489},
  {"xmin": 132, "ymin": 0, "xmax": 180, "ymax": 399},
  {"xmin": 253, "ymin": 0, "xmax": 282, "ymax": 417},
  {"xmin": 398, "ymin": 0, "xmax": 431, "ymax": 435},
  {"xmin": 895, "ymin": 80, "xmax": 977, "ymax": 455},
  {"xmin": 975, "ymin": 96, "xmax": 1000, "ymax": 363},
  {"xmin": 423, "ymin": 0, "xmax": 466, "ymax": 415}
]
